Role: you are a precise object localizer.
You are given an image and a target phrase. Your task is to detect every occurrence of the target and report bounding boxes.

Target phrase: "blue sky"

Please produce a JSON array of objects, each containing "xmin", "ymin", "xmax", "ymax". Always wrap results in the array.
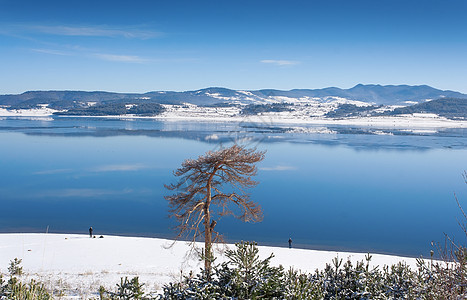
[{"xmin": 1, "ymin": 0, "xmax": 467, "ymax": 94}]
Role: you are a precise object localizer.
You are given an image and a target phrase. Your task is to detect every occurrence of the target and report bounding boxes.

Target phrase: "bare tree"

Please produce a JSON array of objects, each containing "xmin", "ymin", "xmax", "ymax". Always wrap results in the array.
[{"xmin": 165, "ymin": 144, "xmax": 265, "ymax": 276}]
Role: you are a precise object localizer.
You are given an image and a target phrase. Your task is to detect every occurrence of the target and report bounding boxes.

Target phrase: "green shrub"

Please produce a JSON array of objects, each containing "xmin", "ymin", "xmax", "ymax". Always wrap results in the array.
[
  {"xmin": 157, "ymin": 241, "xmax": 467, "ymax": 299},
  {"xmin": 1, "ymin": 258, "xmax": 52, "ymax": 300},
  {"xmin": 99, "ymin": 276, "xmax": 147, "ymax": 299},
  {"xmin": 8, "ymin": 258, "xmax": 23, "ymax": 276}
]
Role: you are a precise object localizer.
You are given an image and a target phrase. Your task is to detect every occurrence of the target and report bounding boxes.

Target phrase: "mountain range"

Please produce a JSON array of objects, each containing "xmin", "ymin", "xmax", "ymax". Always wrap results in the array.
[{"xmin": 1, "ymin": 84, "xmax": 466, "ymax": 110}]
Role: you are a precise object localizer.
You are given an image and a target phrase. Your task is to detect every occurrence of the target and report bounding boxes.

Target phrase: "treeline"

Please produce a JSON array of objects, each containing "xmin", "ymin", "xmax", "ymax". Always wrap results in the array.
[
  {"xmin": 53, "ymin": 103, "xmax": 165, "ymax": 116},
  {"xmin": 385, "ymin": 97, "xmax": 467, "ymax": 119},
  {"xmin": 241, "ymin": 103, "xmax": 293, "ymax": 115},
  {"xmin": 325, "ymin": 104, "xmax": 381, "ymax": 118},
  {"xmin": 126, "ymin": 103, "xmax": 166, "ymax": 116},
  {"xmin": 200, "ymin": 102, "xmax": 238, "ymax": 108},
  {"xmin": 8, "ymin": 99, "xmax": 88, "ymax": 110}
]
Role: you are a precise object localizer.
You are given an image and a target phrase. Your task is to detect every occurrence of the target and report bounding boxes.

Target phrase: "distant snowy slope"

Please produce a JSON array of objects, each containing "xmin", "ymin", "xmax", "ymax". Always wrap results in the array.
[{"xmin": 252, "ymin": 85, "xmax": 466, "ymax": 105}]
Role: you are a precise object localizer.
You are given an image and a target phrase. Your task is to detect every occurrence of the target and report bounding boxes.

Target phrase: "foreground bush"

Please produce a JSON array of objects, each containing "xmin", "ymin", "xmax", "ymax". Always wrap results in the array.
[
  {"xmin": 1, "ymin": 241, "xmax": 466, "ymax": 299},
  {"xmin": 0, "ymin": 258, "xmax": 51, "ymax": 300},
  {"xmin": 157, "ymin": 241, "xmax": 467, "ymax": 299}
]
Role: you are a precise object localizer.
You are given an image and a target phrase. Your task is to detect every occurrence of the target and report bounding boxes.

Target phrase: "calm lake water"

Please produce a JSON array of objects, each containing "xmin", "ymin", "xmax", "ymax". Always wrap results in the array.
[{"xmin": 1, "ymin": 116, "xmax": 466, "ymax": 257}]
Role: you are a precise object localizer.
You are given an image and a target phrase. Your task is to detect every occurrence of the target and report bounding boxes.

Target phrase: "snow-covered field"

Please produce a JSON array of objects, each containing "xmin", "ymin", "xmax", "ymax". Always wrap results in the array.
[
  {"xmin": 0, "ymin": 233, "xmax": 422, "ymax": 298},
  {"xmin": 0, "ymin": 107, "xmax": 58, "ymax": 117}
]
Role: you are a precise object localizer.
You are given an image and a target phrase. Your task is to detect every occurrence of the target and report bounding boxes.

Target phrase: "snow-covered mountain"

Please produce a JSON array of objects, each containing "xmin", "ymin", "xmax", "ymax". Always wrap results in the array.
[
  {"xmin": 140, "ymin": 85, "xmax": 467, "ymax": 106},
  {"xmin": 1, "ymin": 84, "xmax": 465, "ymax": 109}
]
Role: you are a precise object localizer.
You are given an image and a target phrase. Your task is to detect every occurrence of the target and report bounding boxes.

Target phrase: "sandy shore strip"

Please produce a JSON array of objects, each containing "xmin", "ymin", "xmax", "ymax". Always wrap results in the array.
[{"xmin": 0, "ymin": 233, "xmax": 424, "ymax": 298}]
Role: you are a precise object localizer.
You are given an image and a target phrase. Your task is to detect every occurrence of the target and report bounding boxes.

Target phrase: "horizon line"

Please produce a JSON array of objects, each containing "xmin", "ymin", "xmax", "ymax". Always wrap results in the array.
[{"xmin": 1, "ymin": 83, "xmax": 463, "ymax": 96}]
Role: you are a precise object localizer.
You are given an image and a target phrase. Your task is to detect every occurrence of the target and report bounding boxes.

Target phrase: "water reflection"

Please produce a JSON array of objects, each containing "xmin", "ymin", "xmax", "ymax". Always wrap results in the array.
[
  {"xmin": 0, "ymin": 117, "xmax": 465, "ymax": 151},
  {"xmin": 0, "ymin": 117, "xmax": 466, "ymax": 257}
]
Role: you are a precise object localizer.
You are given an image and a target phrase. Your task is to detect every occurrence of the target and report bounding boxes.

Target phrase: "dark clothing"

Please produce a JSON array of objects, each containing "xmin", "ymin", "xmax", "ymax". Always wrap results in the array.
[
  {"xmin": 89, "ymin": 227, "xmax": 93, "ymax": 238},
  {"xmin": 288, "ymin": 238, "xmax": 292, "ymax": 248}
]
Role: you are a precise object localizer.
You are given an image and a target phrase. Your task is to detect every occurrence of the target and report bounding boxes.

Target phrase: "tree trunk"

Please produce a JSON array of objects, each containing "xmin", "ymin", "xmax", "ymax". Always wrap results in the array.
[{"xmin": 204, "ymin": 181, "xmax": 212, "ymax": 278}]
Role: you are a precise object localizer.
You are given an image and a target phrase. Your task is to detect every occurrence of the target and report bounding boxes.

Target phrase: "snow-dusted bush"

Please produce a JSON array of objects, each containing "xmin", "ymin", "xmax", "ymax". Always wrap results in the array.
[
  {"xmin": 98, "ymin": 277, "xmax": 147, "ymax": 300},
  {"xmin": 158, "ymin": 241, "xmax": 286, "ymax": 299},
  {"xmin": 0, "ymin": 258, "xmax": 51, "ymax": 300},
  {"xmin": 157, "ymin": 242, "xmax": 467, "ymax": 299}
]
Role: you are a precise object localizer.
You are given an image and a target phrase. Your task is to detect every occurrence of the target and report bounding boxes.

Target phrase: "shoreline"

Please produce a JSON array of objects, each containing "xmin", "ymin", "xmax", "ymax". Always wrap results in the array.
[
  {"xmin": 0, "ymin": 230, "xmax": 421, "ymax": 259},
  {"xmin": 1, "ymin": 108, "xmax": 467, "ymax": 129}
]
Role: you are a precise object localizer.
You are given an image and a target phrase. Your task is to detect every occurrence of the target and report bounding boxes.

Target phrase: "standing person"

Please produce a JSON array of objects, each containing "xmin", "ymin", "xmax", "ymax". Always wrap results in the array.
[
  {"xmin": 288, "ymin": 237, "xmax": 292, "ymax": 248},
  {"xmin": 89, "ymin": 226, "xmax": 93, "ymax": 238}
]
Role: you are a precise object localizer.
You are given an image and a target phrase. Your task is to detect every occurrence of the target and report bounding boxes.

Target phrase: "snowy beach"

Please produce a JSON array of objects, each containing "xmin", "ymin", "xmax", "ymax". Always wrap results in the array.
[{"xmin": 0, "ymin": 233, "xmax": 423, "ymax": 298}]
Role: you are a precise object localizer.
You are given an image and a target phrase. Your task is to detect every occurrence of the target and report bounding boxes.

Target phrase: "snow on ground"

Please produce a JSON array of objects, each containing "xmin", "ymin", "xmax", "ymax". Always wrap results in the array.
[
  {"xmin": 0, "ymin": 107, "xmax": 60, "ymax": 117},
  {"xmin": 1, "ymin": 104, "xmax": 466, "ymax": 129},
  {"xmin": 0, "ymin": 233, "xmax": 422, "ymax": 298}
]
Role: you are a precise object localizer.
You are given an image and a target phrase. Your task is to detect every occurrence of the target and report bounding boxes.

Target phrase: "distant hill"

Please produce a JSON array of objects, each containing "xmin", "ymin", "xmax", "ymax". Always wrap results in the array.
[
  {"xmin": 251, "ymin": 84, "xmax": 466, "ymax": 104},
  {"xmin": 323, "ymin": 98, "xmax": 467, "ymax": 119},
  {"xmin": 1, "ymin": 85, "xmax": 465, "ymax": 111},
  {"xmin": 386, "ymin": 98, "xmax": 467, "ymax": 119}
]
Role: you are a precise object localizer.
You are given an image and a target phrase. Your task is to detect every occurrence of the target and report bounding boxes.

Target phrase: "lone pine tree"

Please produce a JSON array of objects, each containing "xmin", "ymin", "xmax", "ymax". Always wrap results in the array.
[{"xmin": 165, "ymin": 144, "xmax": 265, "ymax": 277}]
